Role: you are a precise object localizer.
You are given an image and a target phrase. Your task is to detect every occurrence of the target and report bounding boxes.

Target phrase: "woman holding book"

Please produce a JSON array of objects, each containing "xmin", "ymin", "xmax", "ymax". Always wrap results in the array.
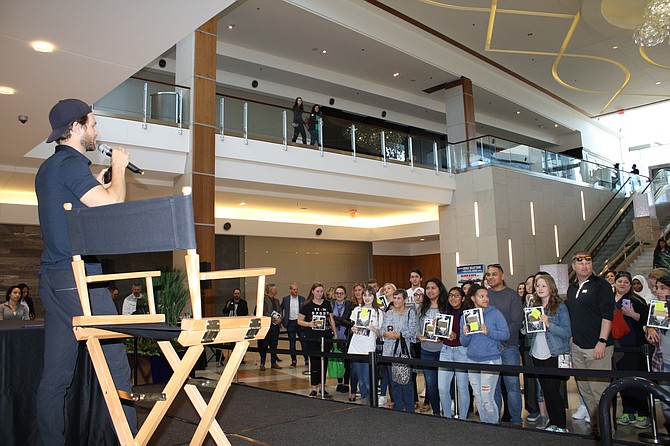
[
  {"xmin": 298, "ymin": 282, "xmax": 338, "ymax": 397},
  {"xmin": 348, "ymin": 282, "xmax": 366, "ymax": 401},
  {"xmin": 347, "ymin": 286, "xmax": 383, "ymax": 404},
  {"xmin": 525, "ymin": 274, "xmax": 571, "ymax": 432},
  {"xmin": 332, "ymin": 285, "xmax": 355, "ymax": 394},
  {"xmin": 417, "ymin": 278, "xmax": 449, "ymax": 415},
  {"xmin": 612, "ymin": 271, "xmax": 651, "ymax": 428},
  {"xmin": 382, "ymin": 288, "xmax": 417, "ymax": 412},
  {"xmin": 645, "ymin": 273, "xmax": 670, "ymax": 430},
  {"xmin": 460, "ymin": 286, "xmax": 509, "ymax": 424},
  {"xmin": 437, "ymin": 286, "xmax": 470, "ymax": 419}
]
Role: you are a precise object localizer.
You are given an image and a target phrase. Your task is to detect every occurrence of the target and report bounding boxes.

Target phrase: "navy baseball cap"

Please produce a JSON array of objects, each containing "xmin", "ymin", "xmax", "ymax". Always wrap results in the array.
[{"xmin": 46, "ymin": 99, "xmax": 92, "ymax": 143}]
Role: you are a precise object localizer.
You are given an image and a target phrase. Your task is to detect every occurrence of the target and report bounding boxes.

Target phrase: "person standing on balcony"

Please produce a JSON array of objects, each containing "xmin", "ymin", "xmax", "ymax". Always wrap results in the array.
[
  {"xmin": 291, "ymin": 97, "xmax": 307, "ymax": 144},
  {"xmin": 308, "ymin": 104, "xmax": 322, "ymax": 146}
]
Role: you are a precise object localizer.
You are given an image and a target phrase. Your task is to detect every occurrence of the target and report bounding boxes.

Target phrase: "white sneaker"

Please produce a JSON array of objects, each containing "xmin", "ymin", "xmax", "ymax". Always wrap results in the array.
[
  {"xmin": 584, "ymin": 414, "xmax": 591, "ymax": 424},
  {"xmin": 379, "ymin": 396, "xmax": 387, "ymax": 406},
  {"xmin": 572, "ymin": 404, "xmax": 588, "ymax": 420}
]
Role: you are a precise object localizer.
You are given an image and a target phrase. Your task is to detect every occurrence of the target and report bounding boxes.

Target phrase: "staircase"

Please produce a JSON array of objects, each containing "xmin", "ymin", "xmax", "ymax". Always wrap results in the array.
[{"xmin": 627, "ymin": 247, "xmax": 654, "ymax": 278}]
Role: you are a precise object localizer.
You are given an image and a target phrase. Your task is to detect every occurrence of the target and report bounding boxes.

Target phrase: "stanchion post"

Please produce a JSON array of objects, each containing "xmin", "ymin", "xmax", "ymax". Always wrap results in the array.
[
  {"xmin": 453, "ymin": 365, "xmax": 460, "ymax": 419},
  {"xmin": 369, "ymin": 351, "xmax": 378, "ymax": 407},
  {"xmin": 639, "ymin": 344, "xmax": 670, "ymax": 444},
  {"xmin": 321, "ymin": 337, "xmax": 326, "ymax": 399}
]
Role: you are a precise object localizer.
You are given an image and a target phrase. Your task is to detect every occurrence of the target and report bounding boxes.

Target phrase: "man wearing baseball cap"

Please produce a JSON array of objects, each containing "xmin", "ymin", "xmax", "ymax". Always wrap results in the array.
[{"xmin": 35, "ymin": 99, "xmax": 136, "ymax": 444}]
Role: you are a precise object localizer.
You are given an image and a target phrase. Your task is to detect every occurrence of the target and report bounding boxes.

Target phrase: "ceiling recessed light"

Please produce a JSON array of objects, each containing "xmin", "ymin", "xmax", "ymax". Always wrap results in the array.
[
  {"xmin": 321, "ymin": 49, "xmax": 327, "ymax": 54},
  {"xmin": 238, "ymin": 201, "xmax": 246, "ymax": 206},
  {"xmin": 515, "ymin": 110, "xmax": 521, "ymax": 115},
  {"xmin": 656, "ymin": 81, "xmax": 662, "ymax": 85},
  {"xmin": 227, "ymin": 24, "xmax": 235, "ymax": 30},
  {"xmin": 554, "ymin": 124, "xmax": 559, "ymax": 128},
  {"xmin": 419, "ymin": 238, "xmax": 426, "ymax": 241},
  {"xmin": 393, "ymin": 72, "xmax": 400, "ymax": 77},
  {"xmin": 612, "ymin": 45, "xmax": 618, "ymax": 49},
  {"xmin": 31, "ymin": 41, "xmax": 55, "ymax": 52},
  {"xmin": 0, "ymin": 86, "xmax": 16, "ymax": 95}
]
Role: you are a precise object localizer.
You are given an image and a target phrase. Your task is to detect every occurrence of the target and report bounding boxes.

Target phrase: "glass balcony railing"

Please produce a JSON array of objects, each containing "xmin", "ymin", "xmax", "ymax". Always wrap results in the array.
[{"xmin": 94, "ymin": 77, "xmax": 647, "ymax": 190}]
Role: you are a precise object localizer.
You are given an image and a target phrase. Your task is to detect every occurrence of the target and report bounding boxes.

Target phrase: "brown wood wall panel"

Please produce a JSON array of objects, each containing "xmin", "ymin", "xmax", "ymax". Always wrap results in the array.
[
  {"xmin": 194, "ymin": 20, "xmax": 217, "ymax": 79},
  {"xmin": 372, "ymin": 253, "xmax": 442, "ymax": 289},
  {"xmin": 196, "ymin": 224, "xmax": 216, "ymax": 316},
  {"xmin": 192, "ymin": 174, "xmax": 215, "ymax": 225},
  {"xmin": 193, "ymin": 77, "xmax": 216, "ymax": 126},
  {"xmin": 192, "ymin": 124, "xmax": 215, "ymax": 173}
]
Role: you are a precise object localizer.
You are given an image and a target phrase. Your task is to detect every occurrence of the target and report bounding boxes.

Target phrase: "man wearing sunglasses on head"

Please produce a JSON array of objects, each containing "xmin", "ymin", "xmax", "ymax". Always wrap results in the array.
[{"xmin": 566, "ymin": 251, "xmax": 615, "ymax": 440}]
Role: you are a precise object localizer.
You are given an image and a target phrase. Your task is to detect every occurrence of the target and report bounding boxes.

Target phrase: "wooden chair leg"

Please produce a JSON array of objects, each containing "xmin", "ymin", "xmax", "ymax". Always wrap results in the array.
[
  {"xmin": 135, "ymin": 345, "xmax": 203, "ymax": 445},
  {"xmin": 86, "ymin": 338, "xmax": 135, "ymax": 446},
  {"xmin": 189, "ymin": 341, "xmax": 249, "ymax": 446}
]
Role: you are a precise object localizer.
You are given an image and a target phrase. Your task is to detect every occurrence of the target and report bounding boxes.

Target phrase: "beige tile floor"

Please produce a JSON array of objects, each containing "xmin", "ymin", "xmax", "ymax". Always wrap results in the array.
[{"xmin": 196, "ymin": 341, "xmax": 667, "ymax": 443}]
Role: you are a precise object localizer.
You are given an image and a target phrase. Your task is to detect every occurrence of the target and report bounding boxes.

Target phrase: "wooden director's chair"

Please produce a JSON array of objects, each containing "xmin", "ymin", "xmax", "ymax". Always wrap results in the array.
[{"xmin": 65, "ymin": 190, "xmax": 274, "ymax": 446}]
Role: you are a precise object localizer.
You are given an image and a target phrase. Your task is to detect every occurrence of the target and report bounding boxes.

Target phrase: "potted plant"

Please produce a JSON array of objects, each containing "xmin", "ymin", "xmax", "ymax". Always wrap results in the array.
[{"xmin": 127, "ymin": 268, "xmax": 189, "ymax": 383}]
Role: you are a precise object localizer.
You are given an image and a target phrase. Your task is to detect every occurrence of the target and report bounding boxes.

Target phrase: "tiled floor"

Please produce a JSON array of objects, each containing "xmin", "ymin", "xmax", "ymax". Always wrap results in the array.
[{"xmin": 196, "ymin": 341, "xmax": 668, "ymax": 443}]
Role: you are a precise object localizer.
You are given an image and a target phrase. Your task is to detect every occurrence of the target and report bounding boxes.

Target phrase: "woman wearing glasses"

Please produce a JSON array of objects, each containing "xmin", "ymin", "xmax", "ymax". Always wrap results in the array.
[{"xmin": 437, "ymin": 286, "xmax": 471, "ymax": 419}]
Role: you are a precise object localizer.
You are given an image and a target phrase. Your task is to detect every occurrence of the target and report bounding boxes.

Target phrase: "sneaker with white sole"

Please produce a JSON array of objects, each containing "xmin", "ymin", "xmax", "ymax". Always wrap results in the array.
[
  {"xmin": 617, "ymin": 413, "xmax": 636, "ymax": 426},
  {"xmin": 554, "ymin": 427, "xmax": 569, "ymax": 433},
  {"xmin": 635, "ymin": 416, "xmax": 650, "ymax": 429},
  {"xmin": 378, "ymin": 396, "xmax": 387, "ymax": 406},
  {"xmin": 527, "ymin": 412, "xmax": 541, "ymax": 422},
  {"xmin": 535, "ymin": 416, "xmax": 550, "ymax": 430},
  {"xmin": 572, "ymin": 404, "xmax": 588, "ymax": 420}
]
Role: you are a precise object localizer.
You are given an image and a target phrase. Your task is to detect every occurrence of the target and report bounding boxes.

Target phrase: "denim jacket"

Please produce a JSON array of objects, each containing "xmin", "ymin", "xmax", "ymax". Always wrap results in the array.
[{"xmin": 527, "ymin": 303, "xmax": 571, "ymax": 356}]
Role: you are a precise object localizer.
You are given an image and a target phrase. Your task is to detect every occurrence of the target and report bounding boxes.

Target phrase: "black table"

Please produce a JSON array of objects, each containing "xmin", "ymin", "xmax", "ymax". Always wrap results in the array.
[{"xmin": 0, "ymin": 320, "xmax": 118, "ymax": 445}]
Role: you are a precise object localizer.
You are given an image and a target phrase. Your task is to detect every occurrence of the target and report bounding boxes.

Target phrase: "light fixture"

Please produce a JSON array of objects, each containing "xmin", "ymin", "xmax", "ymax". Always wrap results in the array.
[
  {"xmin": 474, "ymin": 202, "xmax": 480, "ymax": 238},
  {"xmin": 419, "ymin": 238, "xmax": 425, "ymax": 241},
  {"xmin": 612, "ymin": 45, "xmax": 619, "ymax": 49},
  {"xmin": 238, "ymin": 201, "xmax": 247, "ymax": 206},
  {"xmin": 515, "ymin": 110, "xmax": 521, "ymax": 115},
  {"xmin": 530, "ymin": 201, "xmax": 536, "ymax": 236},
  {"xmin": 456, "ymin": 251, "xmax": 460, "ymax": 267},
  {"xmin": 508, "ymin": 239, "xmax": 514, "ymax": 276},
  {"xmin": 393, "ymin": 72, "xmax": 400, "ymax": 77},
  {"xmin": 31, "ymin": 41, "xmax": 55, "ymax": 52},
  {"xmin": 554, "ymin": 225, "xmax": 560, "ymax": 257},
  {"xmin": 321, "ymin": 49, "xmax": 327, "ymax": 54},
  {"xmin": 554, "ymin": 124, "xmax": 559, "ymax": 127},
  {"xmin": 0, "ymin": 86, "xmax": 16, "ymax": 95},
  {"xmin": 634, "ymin": 0, "xmax": 670, "ymax": 46},
  {"xmin": 580, "ymin": 191, "xmax": 586, "ymax": 221},
  {"xmin": 227, "ymin": 24, "xmax": 235, "ymax": 30},
  {"xmin": 657, "ymin": 81, "xmax": 662, "ymax": 85}
]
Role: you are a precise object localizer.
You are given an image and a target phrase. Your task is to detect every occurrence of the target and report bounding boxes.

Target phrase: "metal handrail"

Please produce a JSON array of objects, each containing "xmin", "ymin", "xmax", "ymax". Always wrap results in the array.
[{"xmin": 598, "ymin": 224, "xmax": 657, "ymax": 275}]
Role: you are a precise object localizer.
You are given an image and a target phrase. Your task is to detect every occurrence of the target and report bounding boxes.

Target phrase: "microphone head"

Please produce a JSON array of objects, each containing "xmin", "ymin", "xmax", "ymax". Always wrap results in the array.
[{"xmin": 97, "ymin": 143, "xmax": 112, "ymax": 156}]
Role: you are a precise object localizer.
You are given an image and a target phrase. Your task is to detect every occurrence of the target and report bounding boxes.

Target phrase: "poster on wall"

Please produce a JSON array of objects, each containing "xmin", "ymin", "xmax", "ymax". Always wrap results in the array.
[{"xmin": 456, "ymin": 264, "xmax": 485, "ymax": 287}]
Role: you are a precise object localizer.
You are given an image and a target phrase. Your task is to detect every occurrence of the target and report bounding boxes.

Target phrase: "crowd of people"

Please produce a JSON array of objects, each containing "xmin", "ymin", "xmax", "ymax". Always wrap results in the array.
[{"xmin": 222, "ymin": 247, "xmax": 670, "ymax": 438}]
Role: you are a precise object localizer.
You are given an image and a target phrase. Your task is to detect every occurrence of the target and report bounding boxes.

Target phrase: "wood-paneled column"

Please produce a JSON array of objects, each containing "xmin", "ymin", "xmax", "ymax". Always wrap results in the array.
[{"xmin": 192, "ymin": 19, "xmax": 217, "ymax": 316}]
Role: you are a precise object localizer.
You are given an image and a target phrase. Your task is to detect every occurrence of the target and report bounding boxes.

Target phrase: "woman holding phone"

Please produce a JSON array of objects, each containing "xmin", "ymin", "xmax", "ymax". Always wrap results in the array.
[{"xmin": 613, "ymin": 271, "xmax": 650, "ymax": 428}]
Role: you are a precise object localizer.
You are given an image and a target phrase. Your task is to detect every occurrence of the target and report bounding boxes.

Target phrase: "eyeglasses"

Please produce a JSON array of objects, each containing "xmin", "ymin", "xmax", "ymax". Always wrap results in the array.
[
  {"xmin": 448, "ymin": 293, "xmax": 463, "ymax": 298},
  {"xmin": 572, "ymin": 256, "xmax": 592, "ymax": 262},
  {"xmin": 334, "ymin": 291, "xmax": 345, "ymax": 295}
]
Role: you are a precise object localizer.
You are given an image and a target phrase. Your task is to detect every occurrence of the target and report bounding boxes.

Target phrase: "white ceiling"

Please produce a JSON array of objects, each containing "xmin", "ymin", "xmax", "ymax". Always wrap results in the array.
[{"xmin": 1, "ymin": 0, "xmax": 668, "ymax": 231}]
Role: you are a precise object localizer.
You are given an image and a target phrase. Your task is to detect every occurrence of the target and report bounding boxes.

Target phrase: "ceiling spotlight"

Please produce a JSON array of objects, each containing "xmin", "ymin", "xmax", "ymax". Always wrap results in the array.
[
  {"xmin": 238, "ymin": 201, "xmax": 247, "ymax": 206},
  {"xmin": 393, "ymin": 72, "xmax": 400, "ymax": 77},
  {"xmin": 612, "ymin": 45, "xmax": 619, "ymax": 49},
  {"xmin": 321, "ymin": 49, "xmax": 327, "ymax": 54},
  {"xmin": 0, "ymin": 86, "xmax": 16, "ymax": 95},
  {"xmin": 657, "ymin": 81, "xmax": 662, "ymax": 85},
  {"xmin": 419, "ymin": 238, "xmax": 426, "ymax": 241},
  {"xmin": 515, "ymin": 110, "xmax": 521, "ymax": 114},
  {"xmin": 348, "ymin": 209, "xmax": 359, "ymax": 218},
  {"xmin": 228, "ymin": 24, "xmax": 235, "ymax": 30},
  {"xmin": 31, "ymin": 41, "xmax": 55, "ymax": 52},
  {"xmin": 554, "ymin": 124, "xmax": 559, "ymax": 127}
]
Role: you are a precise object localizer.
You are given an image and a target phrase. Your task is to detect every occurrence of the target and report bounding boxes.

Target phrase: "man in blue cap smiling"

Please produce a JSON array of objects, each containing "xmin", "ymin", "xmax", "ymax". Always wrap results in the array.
[{"xmin": 35, "ymin": 99, "xmax": 136, "ymax": 445}]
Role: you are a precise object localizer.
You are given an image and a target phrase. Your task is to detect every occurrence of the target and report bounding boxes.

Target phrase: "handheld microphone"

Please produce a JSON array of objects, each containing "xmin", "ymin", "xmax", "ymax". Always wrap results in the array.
[{"xmin": 97, "ymin": 144, "xmax": 144, "ymax": 175}]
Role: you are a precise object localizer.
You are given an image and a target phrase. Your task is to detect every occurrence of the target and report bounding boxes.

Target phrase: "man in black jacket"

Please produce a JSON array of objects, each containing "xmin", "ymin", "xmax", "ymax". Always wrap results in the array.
[{"xmin": 223, "ymin": 288, "xmax": 248, "ymax": 317}]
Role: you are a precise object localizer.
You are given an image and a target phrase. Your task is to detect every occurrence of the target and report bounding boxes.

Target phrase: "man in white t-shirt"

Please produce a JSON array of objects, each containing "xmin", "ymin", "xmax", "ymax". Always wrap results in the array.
[
  {"xmin": 122, "ymin": 282, "xmax": 144, "ymax": 315},
  {"xmin": 407, "ymin": 268, "xmax": 423, "ymax": 304}
]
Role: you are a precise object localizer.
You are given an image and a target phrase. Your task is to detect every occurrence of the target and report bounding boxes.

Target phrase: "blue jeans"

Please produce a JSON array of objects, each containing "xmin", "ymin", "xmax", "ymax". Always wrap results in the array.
[
  {"xmin": 469, "ymin": 358, "xmax": 501, "ymax": 424},
  {"xmin": 494, "ymin": 346, "xmax": 522, "ymax": 424},
  {"xmin": 438, "ymin": 345, "xmax": 470, "ymax": 419},
  {"xmin": 421, "ymin": 348, "xmax": 441, "ymax": 415},
  {"xmin": 389, "ymin": 367, "xmax": 415, "ymax": 413},
  {"xmin": 352, "ymin": 360, "xmax": 370, "ymax": 399},
  {"xmin": 285, "ymin": 320, "xmax": 307, "ymax": 363}
]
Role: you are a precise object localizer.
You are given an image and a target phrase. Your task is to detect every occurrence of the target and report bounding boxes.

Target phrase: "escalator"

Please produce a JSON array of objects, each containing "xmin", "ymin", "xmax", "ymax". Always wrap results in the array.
[{"xmin": 562, "ymin": 168, "xmax": 670, "ymax": 277}]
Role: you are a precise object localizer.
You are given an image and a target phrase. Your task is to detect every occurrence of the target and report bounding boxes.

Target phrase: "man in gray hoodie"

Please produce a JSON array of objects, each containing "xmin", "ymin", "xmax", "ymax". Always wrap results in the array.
[{"xmin": 486, "ymin": 263, "xmax": 524, "ymax": 426}]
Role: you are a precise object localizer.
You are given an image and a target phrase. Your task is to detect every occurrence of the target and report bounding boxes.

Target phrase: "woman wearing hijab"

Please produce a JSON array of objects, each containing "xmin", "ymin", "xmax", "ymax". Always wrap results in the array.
[{"xmin": 632, "ymin": 275, "xmax": 654, "ymax": 304}]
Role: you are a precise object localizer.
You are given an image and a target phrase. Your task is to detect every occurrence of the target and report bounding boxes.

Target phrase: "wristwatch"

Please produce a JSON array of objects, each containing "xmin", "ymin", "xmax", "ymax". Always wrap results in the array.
[{"xmin": 598, "ymin": 337, "xmax": 607, "ymax": 344}]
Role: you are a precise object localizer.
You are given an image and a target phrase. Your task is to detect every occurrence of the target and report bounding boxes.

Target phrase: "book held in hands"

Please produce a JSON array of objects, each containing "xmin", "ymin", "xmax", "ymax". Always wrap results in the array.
[
  {"xmin": 355, "ymin": 307, "xmax": 371, "ymax": 328},
  {"xmin": 463, "ymin": 308, "xmax": 484, "ymax": 334},
  {"xmin": 312, "ymin": 314, "xmax": 326, "ymax": 331},
  {"xmin": 422, "ymin": 318, "xmax": 437, "ymax": 341},
  {"xmin": 524, "ymin": 306, "xmax": 546, "ymax": 333},
  {"xmin": 647, "ymin": 300, "xmax": 670, "ymax": 329},
  {"xmin": 434, "ymin": 313, "xmax": 454, "ymax": 339}
]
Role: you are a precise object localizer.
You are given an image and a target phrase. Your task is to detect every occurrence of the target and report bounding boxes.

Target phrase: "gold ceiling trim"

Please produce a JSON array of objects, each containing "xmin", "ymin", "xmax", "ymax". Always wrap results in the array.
[
  {"xmin": 419, "ymin": 0, "xmax": 636, "ymax": 114},
  {"xmin": 639, "ymin": 46, "xmax": 670, "ymax": 70}
]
